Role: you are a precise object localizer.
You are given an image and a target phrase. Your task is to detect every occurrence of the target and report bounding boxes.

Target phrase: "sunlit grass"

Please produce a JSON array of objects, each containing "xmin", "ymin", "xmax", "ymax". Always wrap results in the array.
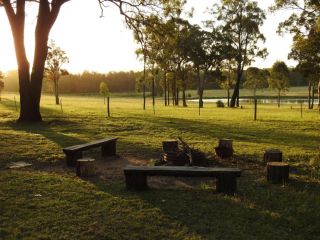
[{"xmin": 0, "ymin": 90, "xmax": 319, "ymax": 239}]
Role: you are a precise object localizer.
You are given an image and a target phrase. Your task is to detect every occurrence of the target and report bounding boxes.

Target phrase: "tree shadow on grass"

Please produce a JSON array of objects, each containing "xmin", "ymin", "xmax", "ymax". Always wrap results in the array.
[
  {"xmin": 127, "ymin": 114, "xmax": 319, "ymax": 151},
  {"xmin": 92, "ymin": 171, "xmax": 320, "ymax": 240}
]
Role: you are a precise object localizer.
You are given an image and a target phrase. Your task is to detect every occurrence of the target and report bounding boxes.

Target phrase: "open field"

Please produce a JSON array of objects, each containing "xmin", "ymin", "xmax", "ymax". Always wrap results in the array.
[{"xmin": 0, "ymin": 91, "xmax": 319, "ymax": 240}]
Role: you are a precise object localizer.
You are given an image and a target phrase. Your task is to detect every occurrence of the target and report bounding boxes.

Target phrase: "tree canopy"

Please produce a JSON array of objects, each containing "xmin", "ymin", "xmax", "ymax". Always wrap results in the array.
[{"xmin": 211, "ymin": 0, "xmax": 267, "ymax": 107}]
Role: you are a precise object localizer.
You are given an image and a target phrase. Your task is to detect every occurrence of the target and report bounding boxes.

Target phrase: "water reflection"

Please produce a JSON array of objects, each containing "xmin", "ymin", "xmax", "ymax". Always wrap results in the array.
[{"xmin": 188, "ymin": 98, "xmax": 319, "ymax": 105}]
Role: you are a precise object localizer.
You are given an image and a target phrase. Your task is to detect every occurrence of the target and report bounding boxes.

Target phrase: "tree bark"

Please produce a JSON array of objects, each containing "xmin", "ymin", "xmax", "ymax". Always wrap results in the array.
[
  {"xmin": 230, "ymin": 64, "xmax": 242, "ymax": 107},
  {"xmin": 3, "ymin": 0, "xmax": 66, "ymax": 122},
  {"xmin": 278, "ymin": 89, "xmax": 281, "ymax": 108}
]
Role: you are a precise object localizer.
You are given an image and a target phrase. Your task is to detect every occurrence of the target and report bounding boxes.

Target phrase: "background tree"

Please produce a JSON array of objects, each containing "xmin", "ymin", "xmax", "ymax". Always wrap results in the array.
[
  {"xmin": 289, "ymin": 30, "xmax": 320, "ymax": 109},
  {"xmin": 268, "ymin": 61, "xmax": 290, "ymax": 107},
  {"xmin": 271, "ymin": 0, "xmax": 320, "ymax": 109},
  {"xmin": 45, "ymin": 40, "xmax": 69, "ymax": 105},
  {"xmin": 244, "ymin": 67, "xmax": 269, "ymax": 97},
  {"xmin": 213, "ymin": 0, "xmax": 267, "ymax": 107},
  {"xmin": 0, "ymin": 71, "xmax": 4, "ymax": 101},
  {"xmin": 0, "ymin": 0, "xmax": 184, "ymax": 122},
  {"xmin": 99, "ymin": 82, "xmax": 109, "ymax": 104}
]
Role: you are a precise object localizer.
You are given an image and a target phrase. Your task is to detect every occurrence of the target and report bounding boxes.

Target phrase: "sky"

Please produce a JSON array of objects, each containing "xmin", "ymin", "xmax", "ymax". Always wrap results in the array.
[{"xmin": 0, "ymin": 0, "xmax": 296, "ymax": 74}]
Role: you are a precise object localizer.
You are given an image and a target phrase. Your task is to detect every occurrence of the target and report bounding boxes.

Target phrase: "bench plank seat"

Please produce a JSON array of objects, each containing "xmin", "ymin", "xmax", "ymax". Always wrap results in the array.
[
  {"xmin": 63, "ymin": 137, "xmax": 117, "ymax": 166},
  {"xmin": 124, "ymin": 165, "xmax": 241, "ymax": 194}
]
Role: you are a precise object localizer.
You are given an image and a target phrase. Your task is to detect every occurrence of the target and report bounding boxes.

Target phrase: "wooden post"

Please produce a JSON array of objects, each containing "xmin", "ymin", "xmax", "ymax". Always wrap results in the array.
[
  {"xmin": 264, "ymin": 149, "xmax": 282, "ymax": 162},
  {"xmin": 60, "ymin": 99, "xmax": 63, "ymax": 113},
  {"xmin": 14, "ymin": 96, "xmax": 17, "ymax": 111},
  {"xmin": 107, "ymin": 96, "xmax": 110, "ymax": 117},
  {"xmin": 125, "ymin": 173, "xmax": 148, "ymax": 190},
  {"xmin": 267, "ymin": 162, "xmax": 289, "ymax": 184},
  {"xmin": 216, "ymin": 174, "xmax": 237, "ymax": 195},
  {"xmin": 66, "ymin": 151, "xmax": 83, "ymax": 167},
  {"xmin": 300, "ymin": 103, "xmax": 303, "ymax": 118},
  {"xmin": 162, "ymin": 140, "xmax": 179, "ymax": 153},
  {"xmin": 101, "ymin": 140, "xmax": 117, "ymax": 156},
  {"xmin": 76, "ymin": 158, "xmax": 95, "ymax": 177},
  {"xmin": 254, "ymin": 99, "xmax": 257, "ymax": 121},
  {"xmin": 215, "ymin": 139, "xmax": 234, "ymax": 158}
]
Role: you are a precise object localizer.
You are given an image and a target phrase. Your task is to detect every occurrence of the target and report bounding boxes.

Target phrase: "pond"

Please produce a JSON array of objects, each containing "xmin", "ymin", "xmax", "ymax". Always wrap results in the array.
[{"xmin": 188, "ymin": 98, "xmax": 319, "ymax": 105}]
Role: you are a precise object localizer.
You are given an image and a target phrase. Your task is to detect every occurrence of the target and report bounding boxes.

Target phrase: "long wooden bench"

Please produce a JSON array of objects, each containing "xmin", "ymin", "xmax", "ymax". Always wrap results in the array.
[
  {"xmin": 63, "ymin": 137, "xmax": 117, "ymax": 166},
  {"xmin": 124, "ymin": 165, "xmax": 241, "ymax": 194}
]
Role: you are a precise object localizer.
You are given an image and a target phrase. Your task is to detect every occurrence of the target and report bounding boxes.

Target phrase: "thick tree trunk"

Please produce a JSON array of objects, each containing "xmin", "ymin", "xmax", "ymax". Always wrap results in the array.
[
  {"xmin": 278, "ymin": 89, "xmax": 281, "ymax": 108},
  {"xmin": 4, "ymin": 0, "xmax": 65, "ymax": 122},
  {"xmin": 230, "ymin": 66, "xmax": 242, "ymax": 108}
]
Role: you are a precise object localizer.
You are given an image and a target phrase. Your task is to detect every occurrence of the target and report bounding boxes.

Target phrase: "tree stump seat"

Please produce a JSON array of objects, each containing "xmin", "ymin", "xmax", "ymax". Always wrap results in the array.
[
  {"xmin": 162, "ymin": 140, "xmax": 179, "ymax": 153},
  {"xmin": 76, "ymin": 158, "xmax": 95, "ymax": 177},
  {"xmin": 215, "ymin": 139, "xmax": 234, "ymax": 158},
  {"xmin": 63, "ymin": 137, "xmax": 117, "ymax": 166},
  {"xmin": 264, "ymin": 149, "xmax": 282, "ymax": 162},
  {"xmin": 124, "ymin": 165, "xmax": 242, "ymax": 195},
  {"xmin": 267, "ymin": 162, "xmax": 289, "ymax": 184}
]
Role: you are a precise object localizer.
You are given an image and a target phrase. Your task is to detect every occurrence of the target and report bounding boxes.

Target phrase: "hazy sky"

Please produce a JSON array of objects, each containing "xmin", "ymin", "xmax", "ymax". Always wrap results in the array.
[{"xmin": 0, "ymin": 0, "xmax": 296, "ymax": 74}]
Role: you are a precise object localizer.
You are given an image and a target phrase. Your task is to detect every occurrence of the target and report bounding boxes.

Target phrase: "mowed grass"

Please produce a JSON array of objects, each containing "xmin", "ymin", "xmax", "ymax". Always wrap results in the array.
[{"xmin": 0, "ymin": 90, "xmax": 320, "ymax": 240}]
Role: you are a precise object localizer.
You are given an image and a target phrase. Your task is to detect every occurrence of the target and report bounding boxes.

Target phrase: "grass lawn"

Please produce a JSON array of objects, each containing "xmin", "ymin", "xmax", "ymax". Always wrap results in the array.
[{"xmin": 0, "ymin": 90, "xmax": 319, "ymax": 240}]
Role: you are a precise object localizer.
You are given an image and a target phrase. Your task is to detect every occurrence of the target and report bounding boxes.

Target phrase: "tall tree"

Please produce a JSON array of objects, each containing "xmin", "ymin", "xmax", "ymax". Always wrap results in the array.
[
  {"xmin": 0, "ymin": 0, "xmax": 184, "ymax": 122},
  {"xmin": 99, "ymin": 82, "xmax": 109, "ymax": 104},
  {"xmin": 244, "ymin": 67, "xmax": 269, "ymax": 97},
  {"xmin": 45, "ymin": 40, "xmax": 69, "ymax": 105},
  {"xmin": 268, "ymin": 61, "xmax": 290, "ymax": 107},
  {"xmin": 271, "ymin": 0, "xmax": 320, "ymax": 109},
  {"xmin": 213, "ymin": 0, "xmax": 267, "ymax": 107}
]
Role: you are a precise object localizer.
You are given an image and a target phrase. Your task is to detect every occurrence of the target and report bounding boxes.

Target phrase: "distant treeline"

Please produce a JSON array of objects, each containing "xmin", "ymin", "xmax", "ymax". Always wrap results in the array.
[
  {"xmin": 3, "ymin": 70, "xmax": 137, "ymax": 93},
  {"xmin": 2, "ymin": 68, "xmax": 307, "ymax": 93}
]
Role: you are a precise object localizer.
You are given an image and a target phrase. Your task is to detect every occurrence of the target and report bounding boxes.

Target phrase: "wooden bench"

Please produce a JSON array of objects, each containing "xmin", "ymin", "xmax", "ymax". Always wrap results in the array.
[
  {"xmin": 63, "ymin": 138, "xmax": 117, "ymax": 166},
  {"xmin": 123, "ymin": 165, "xmax": 241, "ymax": 195}
]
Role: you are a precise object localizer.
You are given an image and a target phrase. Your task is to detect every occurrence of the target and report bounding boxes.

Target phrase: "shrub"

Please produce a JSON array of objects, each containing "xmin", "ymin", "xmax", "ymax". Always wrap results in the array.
[{"xmin": 216, "ymin": 100, "xmax": 225, "ymax": 108}]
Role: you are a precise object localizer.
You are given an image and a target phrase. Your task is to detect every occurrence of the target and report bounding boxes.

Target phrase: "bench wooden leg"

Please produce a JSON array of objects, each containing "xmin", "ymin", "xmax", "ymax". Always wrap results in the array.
[
  {"xmin": 216, "ymin": 174, "xmax": 237, "ymax": 195},
  {"xmin": 101, "ymin": 141, "xmax": 116, "ymax": 156},
  {"xmin": 125, "ymin": 173, "xmax": 148, "ymax": 191},
  {"xmin": 66, "ymin": 151, "xmax": 83, "ymax": 167}
]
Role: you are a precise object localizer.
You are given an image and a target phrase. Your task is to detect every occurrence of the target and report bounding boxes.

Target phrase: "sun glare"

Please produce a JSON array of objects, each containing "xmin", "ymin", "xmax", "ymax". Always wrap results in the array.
[{"xmin": 0, "ymin": 0, "xmax": 296, "ymax": 75}]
